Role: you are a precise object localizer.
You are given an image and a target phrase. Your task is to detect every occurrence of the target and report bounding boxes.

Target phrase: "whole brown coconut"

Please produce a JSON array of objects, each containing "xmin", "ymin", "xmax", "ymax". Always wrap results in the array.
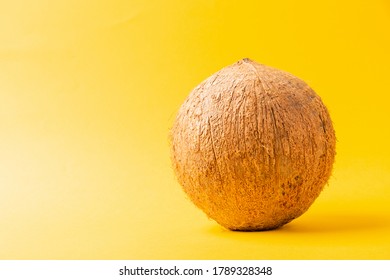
[{"xmin": 170, "ymin": 58, "xmax": 336, "ymax": 231}]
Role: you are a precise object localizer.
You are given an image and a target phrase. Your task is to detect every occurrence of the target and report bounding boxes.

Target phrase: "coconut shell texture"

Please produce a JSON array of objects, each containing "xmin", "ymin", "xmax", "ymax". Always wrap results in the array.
[{"xmin": 170, "ymin": 58, "xmax": 336, "ymax": 231}]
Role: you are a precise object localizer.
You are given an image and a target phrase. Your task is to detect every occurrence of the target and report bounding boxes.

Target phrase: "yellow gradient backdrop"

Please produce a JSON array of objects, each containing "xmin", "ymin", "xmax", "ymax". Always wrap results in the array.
[{"xmin": 1, "ymin": 0, "xmax": 389, "ymax": 259}]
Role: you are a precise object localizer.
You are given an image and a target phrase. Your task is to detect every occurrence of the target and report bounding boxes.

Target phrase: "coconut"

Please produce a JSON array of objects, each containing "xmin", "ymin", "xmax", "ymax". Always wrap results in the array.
[{"xmin": 170, "ymin": 58, "xmax": 336, "ymax": 231}]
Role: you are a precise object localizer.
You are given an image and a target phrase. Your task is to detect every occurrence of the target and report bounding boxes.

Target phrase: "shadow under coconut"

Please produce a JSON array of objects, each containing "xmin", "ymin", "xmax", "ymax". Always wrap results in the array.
[
  {"xmin": 281, "ymin": 212, "xmax": 390, "ymax": 234},
  {"xmin": 206, "ymin": 212, "xmax": 390, "ymax": 235}
]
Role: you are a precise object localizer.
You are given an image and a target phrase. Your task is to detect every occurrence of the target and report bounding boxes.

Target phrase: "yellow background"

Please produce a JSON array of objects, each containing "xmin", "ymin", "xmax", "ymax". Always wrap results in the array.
[{"xmin": 1, "ymin": 0, "xmax": 389, "ymax": 259}]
